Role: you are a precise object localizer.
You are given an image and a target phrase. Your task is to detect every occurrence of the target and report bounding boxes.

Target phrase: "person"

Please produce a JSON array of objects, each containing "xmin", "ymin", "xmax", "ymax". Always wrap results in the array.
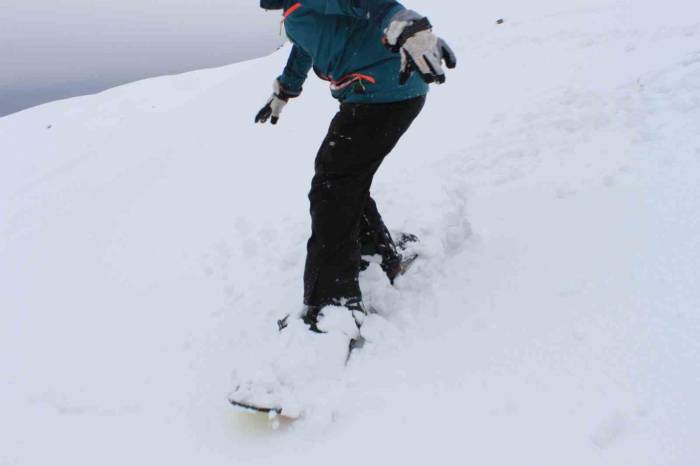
[{"xmin": 255, "ymin": 0, "xmax": 456, "ymax": 330}]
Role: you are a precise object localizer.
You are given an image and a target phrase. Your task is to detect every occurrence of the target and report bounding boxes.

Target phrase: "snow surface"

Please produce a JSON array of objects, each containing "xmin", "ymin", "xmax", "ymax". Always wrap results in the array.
[{"xmin": 2, "ymin": 0, "xmax": 700, "ymax": 464}]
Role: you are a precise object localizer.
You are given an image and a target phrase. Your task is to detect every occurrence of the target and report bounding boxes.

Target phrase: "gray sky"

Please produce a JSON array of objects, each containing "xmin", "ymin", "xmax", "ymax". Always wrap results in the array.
[{"xmin": 0, "ymin": 0, "xmax": 284, "ymax": 116}]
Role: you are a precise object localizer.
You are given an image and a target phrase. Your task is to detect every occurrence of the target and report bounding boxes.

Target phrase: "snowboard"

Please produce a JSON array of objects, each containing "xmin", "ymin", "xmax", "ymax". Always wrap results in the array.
[
  {"xmin": 228, "ymin": 398, "xmax": 285, "ymax": 416},
  {"xmin": 228, "ymin": 232, "xmax": 420, "ymax": 419},
  {"xmin": 227, "ymin": 333, "xmax": 363, "ymax": 420}
]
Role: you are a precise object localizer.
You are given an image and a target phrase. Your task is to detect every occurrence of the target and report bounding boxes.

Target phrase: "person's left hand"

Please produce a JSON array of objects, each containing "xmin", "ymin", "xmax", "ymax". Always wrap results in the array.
[{"xmin": 255, "ymin": 79, "xmax": 297, "ymax": 125}]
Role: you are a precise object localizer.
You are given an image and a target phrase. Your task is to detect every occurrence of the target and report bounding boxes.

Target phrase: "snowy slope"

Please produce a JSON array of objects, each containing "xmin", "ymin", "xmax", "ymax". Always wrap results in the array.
[{"xmin": 2, "ymin": 0, "xmax": 700, "ymax": 464}]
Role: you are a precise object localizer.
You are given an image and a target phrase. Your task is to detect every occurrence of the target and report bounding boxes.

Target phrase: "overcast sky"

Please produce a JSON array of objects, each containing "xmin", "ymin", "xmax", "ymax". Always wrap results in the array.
[{"xmin": 0, "ymin": 0, "xmax": 284, "ymax": 116}]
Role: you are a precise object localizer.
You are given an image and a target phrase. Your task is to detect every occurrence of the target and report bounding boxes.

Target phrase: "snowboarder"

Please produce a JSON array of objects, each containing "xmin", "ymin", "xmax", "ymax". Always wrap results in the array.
[{"xmin": 255, "ymin": 0, "xmax": 456, "ymax": 328}]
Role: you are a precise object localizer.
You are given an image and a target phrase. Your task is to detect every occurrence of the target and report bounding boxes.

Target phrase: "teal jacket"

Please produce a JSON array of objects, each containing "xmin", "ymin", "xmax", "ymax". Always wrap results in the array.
[{"xmin": 274, "ymin": 0, "xmax": 429, "ymax": 104}]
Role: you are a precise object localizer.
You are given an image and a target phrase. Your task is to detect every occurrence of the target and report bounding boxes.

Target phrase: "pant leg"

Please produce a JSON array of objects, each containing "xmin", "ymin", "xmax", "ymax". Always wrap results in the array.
[
  {"xmin": 304, "ymin": 135, "xmax": 380, "ymax": 306},
  {"xmin": 304, "ymin": 96, "xmax": 426, "ymax": 307}
]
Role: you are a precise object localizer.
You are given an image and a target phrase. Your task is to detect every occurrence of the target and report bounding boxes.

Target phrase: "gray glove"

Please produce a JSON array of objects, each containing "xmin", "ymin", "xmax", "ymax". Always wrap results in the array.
[
  {"xmin": 255, "ymin": 79, "xmax": 298, "ymax": 125},
  {"xmin": 384, "ymin": 10, "xmax": 457, "ymax": 85}
]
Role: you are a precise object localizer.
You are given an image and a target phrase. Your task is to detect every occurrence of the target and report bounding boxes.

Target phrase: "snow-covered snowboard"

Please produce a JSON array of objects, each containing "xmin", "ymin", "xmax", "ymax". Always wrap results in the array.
[
  {"xmin": 227, "ymin": 233, "xmax": 421, "ymax": 419},
  {"xmin": 228, "ymin": 397, "xmax": 286, "ymax": 417},
  {"xmin": 227, "ymin": 306, "xmax": 362, "ymax": 419}
]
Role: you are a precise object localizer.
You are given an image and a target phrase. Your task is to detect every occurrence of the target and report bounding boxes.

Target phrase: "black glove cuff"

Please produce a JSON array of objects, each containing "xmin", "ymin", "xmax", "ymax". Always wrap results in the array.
[
  {"xmin": 276, "ymin": 84, "xmax": 302, "ymax": 101},
  {"xmin": 386, "ymin": 17, "xmax": 433, "ymax": 53}
]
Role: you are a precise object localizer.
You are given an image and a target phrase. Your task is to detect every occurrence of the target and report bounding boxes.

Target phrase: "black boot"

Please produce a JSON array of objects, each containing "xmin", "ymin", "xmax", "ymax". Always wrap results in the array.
[
  {"xmin": 292, "ymin": 300, "xmax": 368, "ymax": 363},
  {"xmin": 361, "ymin": 230, "xmax": 420, "ymax": 283},
  {"xmin": 300, "ymin": 298, "xmax": 368, "ymax": 333},
  {"xmin": 345, "ymin": 297, "xmax": 368, "ymax": 327},
  {"xmin": 301, "ymin": 305, "xmax": 324, "ymax": 333}
]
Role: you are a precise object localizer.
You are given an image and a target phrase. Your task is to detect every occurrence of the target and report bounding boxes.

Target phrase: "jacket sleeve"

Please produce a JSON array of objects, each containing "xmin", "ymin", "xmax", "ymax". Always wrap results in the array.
[
  {"xmin": 277, "ymin": 44, "xmax": 313, "ymax": 96},
  {"xmin": 301, "ymin": 0, "xmax": 405, "ymax": 30}
]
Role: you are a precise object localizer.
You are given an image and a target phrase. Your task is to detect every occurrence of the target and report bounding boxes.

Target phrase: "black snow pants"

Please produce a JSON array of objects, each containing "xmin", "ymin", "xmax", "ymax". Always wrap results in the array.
[{"xmin": 303, "ymin": 95, "xmax": 426, "ymax": 307}]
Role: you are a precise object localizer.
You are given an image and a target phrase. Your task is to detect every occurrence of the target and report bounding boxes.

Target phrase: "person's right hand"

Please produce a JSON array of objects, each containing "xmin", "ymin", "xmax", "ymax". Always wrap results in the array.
[
  {"xmin": 384, "ymin": 10, "xmax": 457, "ymax": 85},
  {"xmin": 255, "ymin": 79, "xmax": 297, "ymax": 125}
]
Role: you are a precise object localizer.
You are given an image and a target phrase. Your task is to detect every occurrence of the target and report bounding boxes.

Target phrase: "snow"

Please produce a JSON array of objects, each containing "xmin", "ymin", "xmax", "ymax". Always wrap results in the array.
[{"xmin": 2, "ymin": 0, "xmax": 700, "ymax": 464}]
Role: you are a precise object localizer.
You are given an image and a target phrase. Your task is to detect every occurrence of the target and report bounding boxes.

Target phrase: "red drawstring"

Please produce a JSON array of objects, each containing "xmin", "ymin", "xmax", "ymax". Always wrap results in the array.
[
  {"xmin": 280, "ymin": 2, "xmax": 302, "ymax": 35},
  {"xmin": 283, "ymin": 2, "xmax": 302, "ymax": 19},
  {"xmin": 329, "ymin": 73, "xmax": 376, "ymax": 92}
]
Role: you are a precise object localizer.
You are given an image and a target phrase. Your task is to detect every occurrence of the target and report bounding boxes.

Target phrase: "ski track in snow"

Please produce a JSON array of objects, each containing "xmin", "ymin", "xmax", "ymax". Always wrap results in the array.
[{"xmin": 1, "ymin": 1, "xmax": 700, "ymax": 465}]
